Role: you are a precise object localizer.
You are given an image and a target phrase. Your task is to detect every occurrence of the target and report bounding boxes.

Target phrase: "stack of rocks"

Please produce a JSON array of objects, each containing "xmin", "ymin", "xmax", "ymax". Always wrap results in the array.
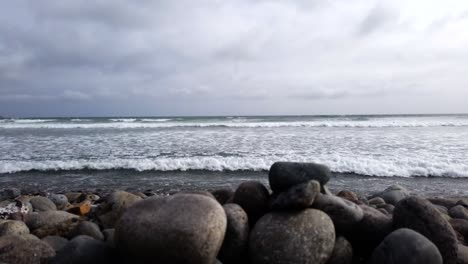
[{"xmin": 0, "ymin": 162, "xmax": 467, "ymax": 264}]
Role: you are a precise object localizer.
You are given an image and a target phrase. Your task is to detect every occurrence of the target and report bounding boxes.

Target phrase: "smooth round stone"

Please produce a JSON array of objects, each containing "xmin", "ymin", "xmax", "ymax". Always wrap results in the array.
[
  {"xmin": 249, "ymin": 209, "xmax": 335, "ymax": 264},
  {"xmin": 25, "ymin": 211, "xmax": 79, "ymax": 230},
  {"xmin": 69, "ymin": 221, "xmax": 104, "ymax": 241},
  {"xmin": 336, "ymin": 190, "xmax": 359, "ymax": 203},
  {"xmin": 96, "ymin": 191, "xmax": 142, "ymax": 229},
  {"xmin": 449, "ymin": 218, "xmax": 468, "ymax": 239},
  {"xmin": 369, "ymin": 228, "xmax": 442, "ymax": 264},
  {"xmin": 269, "ymin": 180, "xmax": 320, "ymax": 211},
  {"xmin": 312, "ymin": 193, "xmax": 364, "ymax": 232},
  {"xmin": 394, "ymin": 196, "xmax": 458, "ymax": 264},
  {"xmin": 232, "ymin": 181, "xmax": 269, "ymax": 225},
  {"xmin": 115, "ymin": 193, "xmax": 227, "ymax": 264},
  {"xmin": 0, "ymin": 220, "xmax": 30, "ymax": 236},
  {"xmin": 218, "ymin": 204, "xmax": 249, "ymax": 264},
  {"xmin": 371, "ymin": 185, "xmax": 409, "ymax": 205},
  {"xmin": 42, "ymin": 236, "xmax": 69, "ymax": 252},
  {"xmin": 0, "ymin": 235, "xmax": 55, "ymax": 264},
  {"xmin": 51, "ymin": 235, "xmax": 115, "ymax": 264},
  {"xmin": 47, "ymin": 194, "xmax": 69, "ymax": 210},
  {"xmin": 377, "ymin": 204, "xmax": 395, "ymax": 214},
  {"xmin": 449, "ymin": 205, "xmax": 468, "ymax": 220},
  {"xmin": 458, "ymin": 244, "xmax": 468, "ymax": 264},
  {"xmin": 269, "ymin": 162, "xmax": 331, "ymax": 192},
  {"xmin": 29, "ymin": 196, "xmax": 57, "ymax": 211},
  {"xmin": 428, "ymin": 197, "xmax": 458, "ymax": 209},
  {"xmin": 345, "ymin": 205, "xmax": 393, "ymax": 257},
  {"xmin": 326, "ymin": 236, "xmax": 353, "ymax": 264},
  {"xmin": 433, "ymin": 204, "xmax": 449, "ymax": 215},
  {"xmin": 211, "ymin": 189, "xmax": 234, "ymax": 205},
  {"xmin": 369, "ymin": 197, "xmax": 385, "ymax": 206}
]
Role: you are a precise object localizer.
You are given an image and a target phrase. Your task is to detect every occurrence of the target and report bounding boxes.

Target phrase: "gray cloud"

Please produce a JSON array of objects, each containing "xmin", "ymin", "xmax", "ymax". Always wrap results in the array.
[{"xmin": 1, "ymin": 0, "xmax": 468, "ymax": 117}]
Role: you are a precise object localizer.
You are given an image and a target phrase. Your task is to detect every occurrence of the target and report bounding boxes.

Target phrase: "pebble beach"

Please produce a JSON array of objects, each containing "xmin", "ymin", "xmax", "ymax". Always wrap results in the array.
[{"xmin": 1, "ymin": 161, "xmax": 468, "ymax": 264}]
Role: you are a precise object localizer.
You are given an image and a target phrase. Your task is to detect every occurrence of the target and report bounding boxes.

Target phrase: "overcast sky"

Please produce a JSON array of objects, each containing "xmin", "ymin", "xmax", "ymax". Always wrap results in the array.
[{"xmin": 1, "ymin": 0, "xmax": 467, "ymax": 117}]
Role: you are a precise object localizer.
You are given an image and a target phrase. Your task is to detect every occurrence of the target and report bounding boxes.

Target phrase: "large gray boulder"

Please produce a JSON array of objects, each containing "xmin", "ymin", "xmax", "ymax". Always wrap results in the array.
[
  {"xmin": 0, "ymin": 235, "xmax": 55, "ymax": 264},
  {"xmin": 394, "ymin": 196, "xmax": 458, "ymax": 264},
  {"xmin": 371, "ymin": 185, "xmax": 410, "ymax": 205},
  {"xmin": 449, "ymin": 205, "xmax": 468, "ymax": 220},
  {"xmin": 48, "ymin": 194, "xmax": 69, "ymax": 210},
  {"xmin": 0, "ymin": 220, "xmax": 30, "ymax": 236},
  {"xmin": 218, "ymin": 204, "xmax": 249, "ymax": 264},
  {"xmin": 269, "ymin": 180, "xmax": 320, "ymax": 211},
  {"xmin": 95, "ymin": 191, "xmax": 142, "ymax": 229},
  {"xmin": 69, "ymin": 221, "xmax": 104, "ymax": 241},
  {"xmin": 25, "ymin": 210, "xmax": 79, "ymax": 230},
  {"xmin": 368, "ymin": 228, "xmax": 442, "ymax": 264},
  {"xmin": 249, "ymin": 209, "xmax": 335, "ymax": 264},
  {"xmin": 115, "ymin": 193, "xmax": 227, "ymax": 264},
  {"xmin": 312, "ymin": 193, "xmax": 364, "ymax": 232},
  {"xmin": 269, "ymin": 162, "xmax": 332, "ymax": 192},
  {"xmin": 232, "ymin": 181, "xmax": 269, "ymax": 225},
  {"xmin": 51, "ymin": 235, "xmax": 114, "ymax": 264}
]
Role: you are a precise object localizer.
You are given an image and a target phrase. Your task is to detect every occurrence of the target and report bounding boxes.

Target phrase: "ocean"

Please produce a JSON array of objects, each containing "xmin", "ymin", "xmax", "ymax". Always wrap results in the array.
[{"xmin": 1, "ymin": 115, "xmax": 467, "ymax": 196}]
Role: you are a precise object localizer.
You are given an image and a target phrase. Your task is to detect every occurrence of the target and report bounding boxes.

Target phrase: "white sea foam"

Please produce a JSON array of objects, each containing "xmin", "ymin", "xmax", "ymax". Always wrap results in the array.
[
  {"xmin": 140, "ymin": 118, "xmax": 172, "ymax": 122},
  {"xmin": 1, "ymin": 156, "xmax": 467, "ymax": 177},
  {"xmin": 109, "ymin": 118, "xmax": 137, "ymax": 122}
]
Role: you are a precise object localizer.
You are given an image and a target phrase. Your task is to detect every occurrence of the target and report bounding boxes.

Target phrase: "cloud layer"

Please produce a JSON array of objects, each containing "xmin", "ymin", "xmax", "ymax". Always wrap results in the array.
[{"xmin": 1, "ymin": 0, "xmax": 468, "ymax": 116}]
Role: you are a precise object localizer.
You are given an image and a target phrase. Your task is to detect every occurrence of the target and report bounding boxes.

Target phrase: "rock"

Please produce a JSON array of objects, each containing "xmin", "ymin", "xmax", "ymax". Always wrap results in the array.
[
  {"xmin": 29, "ymin": 196, "xmax": 57, "ymax": 211},
  {"xmin": 312, "ymin": 193, "xmax": 364, "ymax": 232},
  {"xmin": 249, "ymin": 209, "xmax": 335, "ymax": 264},
  {"xmin": 377, "ymin": 203, "xmax": 395, "ymax": 214},
  {"xmin": 345, "ymin": 205, "xmax": 393, "ymax": 257},
  {"xmin": 458, "ymin": 199, "xmax": 468, "ymax": 208},
  {"xmin": 369, "ymin": 197, "xmax": 385, "ymax": 206},
  {"xmin": 0, "ymin": 188, "xmax": 21, "ymax": 200},
  {"xmin": 371, "ymin": 185, "xmax": 410, "ymax": 205},
  {"xmin": 25, "ymin": 210, "xmax": 79, "ymax": 230},
  {"xmin": 368, "ymin": 228, "xmax": 442, "ymax": 264},
  {"xmin": 115, "ymin": 193, "xmax": 227, "ymax": 263},
  {"xmin": 268, "ymin": 162, "xmax": 332, "ymax": 192},
  {"xmin": 96, "ymin": 191, "xmax": 142, "ymax": 228},
  {"xmin": 433, "ymin": 204, "xmax": 449, "ymax": 215},
  {"xmin": 69, "ymin": 221, "xmax": 104, "ymax": 240},
  {"xmin": 0, "ymin": 235, "xmax": 55, "ymax": 264},
  {"xmin": 449, "ymin": 205, "xmax": 468, "ymax": 220},
  {"xmin": 32, "ymin": 218, "xmax": 82, "ymax": 238},
  {"xmin": 51, "ymin": 235, "xmax": 114, "ymax": 264},
  {"xmin": 232, "ymin": 181, "xmax": 269, "ymax": 225},
  {"xmin": 0, "ymin": 200, "xmax": 29, "ymax": 220},
  {"xmin": 102, "ymin": 229, "xmax": 115, "ymax": 247},
  {"xmin": 64, "ymin": 192, "xmax": 84, "ymax": 203},
  {"xmin": 449, "ymin": 219, "xmax": 468, "ymax": 239},
  {"xmin": 0, "ymin": 220, "xmax": 29, "ymax": 236},
  {"xmin": 458, "ymin": 244, "xmax": 468, "ymax": 264},
  {"xmin": 48, "ymin": 194, "xmax": 68, "ymax": 210},
  {"xmin": 211, "ymin": 189, "xmax": 234, "ymax": 205},
  {"xmin": 42, "ymin": 236, "xmax": 68, "ymax": 252},
  {"xmin": 394, "ymin": 196, "xmax": 458, "ymax": 264},
  {"xmin": 428, "ymin": 197, "xmax": 458, "ymax": 209},
  {"xmin": 67, "ymin": 200, "xmax": 92, "ymax": 216},
  {"xmin": 218, "ymin": 204, "xmax": 249, "ymax": 264},
  {"xmin": 269, "ymin": 180, "xmax": 320, "ymax": 210},
  {"xmin": 326, "ymin": 236, "xmax": 353, "ymax": 264},
  {"xmin": 336, "ymin": 190, "xmax": 359, "ymax": 203}
]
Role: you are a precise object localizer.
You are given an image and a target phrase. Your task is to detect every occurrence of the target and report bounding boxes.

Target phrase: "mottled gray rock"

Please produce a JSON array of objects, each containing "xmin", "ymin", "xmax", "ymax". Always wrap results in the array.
[
  {"xmin": 42, "ymin": 235, "xmax": 68, "ymax": 252},
  {"xmin": 312, "ymin": 193, "xmax": 364, "ymax": 232},
  {"xmin": 336, "ymin": 190, "xmax": 359, "ymax": 203},
  {"xmin": 232, "ymin": 181, "xmax": 269, "ymax": 225},
  {"xmin": 0, "ymin": 188, "xmax": 21, "ymax": 201},
  {"xmin": 211, "ymin": 189, "xmax": 234, "ymax": 205},
  {"xmin": 30, "ymin": 196, "xmax": 57, "ymax": 211},
  {"xmin": 0, "ymin": 220, "xmax": 30, "ymax": 236},
  {"xmin": 115, "ymin": 193, "xmax": 227, "ymax": 264},
  {"xmin": 269, "ymin": 180, "xmax": 320, "ymax": 210},
  {"xmin": 394, "ymin": 196, "xmax": 458, "ymax": 264},
  {"xmin": 218, "ymin": 204, "xmax": 249, "ymax": 264},
  {"xmin": 326, "ymin": 236, "xmax": 353, "ymax": 264},
  {"xmin": 377, "ymin": 203, "xmax": 395, "ymax": 214},
  {"xmin": 0, "ymin": 235, "xmax": 55, "ymax": 264},
  {"xmin": 269, "ymin": 162, "xmax": 332, "ymax": 192},
  {"xmin": 369, "ymin": 197, "xmax": 385, "ymax": 206},
  {"xmin": 371, "ymin": 185, "xmax": 410, "ymax": 205},
  {"xmin": 51, "ymin": 235, "xmax": 114, "ymax": 264},
  {"xmin": 25, "ymin": 210, "xmax": 79, "ymax": 230},
  {"xmin": 48, "ymin": 194, "xmax": 69, "ymax": 210},
  {"xmin": 428, "ymin": 197, "xmax": 458, "ymax": 209},
  {"xmin": 69, "ymin": 221, "xmax": 104, "ymax": 240},
  {"xmin": 249, "ymin": 209, "xmax": 335, "ymax": 264},
  {"xmin": 449, "ymin": 218, "xmax": 468, "ymax": 240},
  {"xmin": 449, "ymin": 205, "xmax": 468, "ymax": 220},
  {"xmin": 368, "ymin": 228, "xmax": 442, "ymax": 264},
  {"xmin": 96, "ymin": 191, "xmax": 142, "ymax": 228}
]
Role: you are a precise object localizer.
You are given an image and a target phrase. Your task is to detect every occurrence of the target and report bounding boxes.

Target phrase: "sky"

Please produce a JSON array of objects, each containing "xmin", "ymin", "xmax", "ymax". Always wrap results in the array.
[{"xmin": 1, "ymin": 0, "xmax": 468, "ymax": 117}]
